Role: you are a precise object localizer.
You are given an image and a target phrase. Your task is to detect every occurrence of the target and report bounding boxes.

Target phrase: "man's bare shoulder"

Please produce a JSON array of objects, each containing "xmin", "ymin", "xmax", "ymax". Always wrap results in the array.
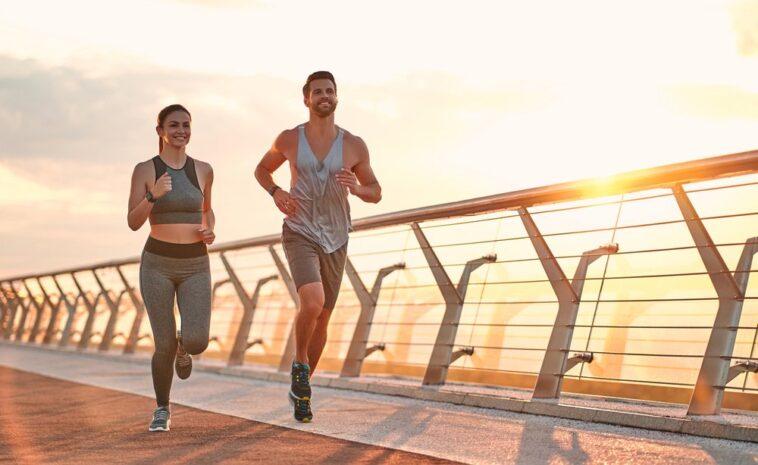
[
  {"xmin": 342, "ymin": 129, "xmax": 369, "ymax": 156},
  {"xmin": 273, "ymin": 126, "xmax": 300, "ymax": 152}
]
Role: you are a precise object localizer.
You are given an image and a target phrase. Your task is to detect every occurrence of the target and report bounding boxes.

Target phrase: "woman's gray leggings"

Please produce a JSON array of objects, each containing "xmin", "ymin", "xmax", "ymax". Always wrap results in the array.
[{"xmin": 140, "ymin": 246, "xmax": 211, "ymax": 407}]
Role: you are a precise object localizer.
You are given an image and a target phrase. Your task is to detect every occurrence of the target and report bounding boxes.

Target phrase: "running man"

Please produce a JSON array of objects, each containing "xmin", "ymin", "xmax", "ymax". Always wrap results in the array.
[{"xmin": 255, "ymin": 71, "xmax": 382, "ymax": 422}]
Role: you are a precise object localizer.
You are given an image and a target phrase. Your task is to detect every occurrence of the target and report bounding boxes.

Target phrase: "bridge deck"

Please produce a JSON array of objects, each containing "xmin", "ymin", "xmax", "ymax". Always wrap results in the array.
[{"xmin": 1, "ymin": 343, "xmax": 756, "ymax": 465}]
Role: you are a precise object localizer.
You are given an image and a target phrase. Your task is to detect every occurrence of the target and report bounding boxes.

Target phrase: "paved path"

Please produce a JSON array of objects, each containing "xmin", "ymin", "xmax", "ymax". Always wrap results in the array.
[
  {"xmin": 1, "ymin": 344, "xmax": 756, "ymax": 464},
  {"xmin": 0, "ymin": 366, "xmax": 458, "ymax": 465}
]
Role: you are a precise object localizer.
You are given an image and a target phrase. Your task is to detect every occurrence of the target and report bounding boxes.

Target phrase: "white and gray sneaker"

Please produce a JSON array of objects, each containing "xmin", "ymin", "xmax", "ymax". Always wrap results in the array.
[{"xmin": 148, "ymin": 406, "xmax": 171, "ymax": 432}]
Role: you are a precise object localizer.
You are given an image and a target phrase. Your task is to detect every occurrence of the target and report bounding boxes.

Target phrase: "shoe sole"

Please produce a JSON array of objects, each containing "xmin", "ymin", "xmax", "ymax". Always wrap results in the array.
[{"xmin": 148, "ymin": 419, "xmax": 171, "ymax": 432}]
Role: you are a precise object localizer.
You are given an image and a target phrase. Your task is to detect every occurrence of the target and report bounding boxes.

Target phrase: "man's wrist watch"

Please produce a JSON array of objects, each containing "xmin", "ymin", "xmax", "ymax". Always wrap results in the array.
[
  {"xmin": 145, "ymin": 190, "xmax": 157, "ymax": 203},
  {"xmin": 268, "ymin": 185, "xmax": 280, "ymax": 197}
]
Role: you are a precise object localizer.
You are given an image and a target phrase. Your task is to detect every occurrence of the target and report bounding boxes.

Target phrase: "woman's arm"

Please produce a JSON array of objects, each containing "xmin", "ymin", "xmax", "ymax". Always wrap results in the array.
[
  {"xmin": 127, "ymin": 162, "xmax": 172, "ymax": 230},
  {"xmin": 199, "ymin": 163, "xmax": 215, "ymax": 244}
]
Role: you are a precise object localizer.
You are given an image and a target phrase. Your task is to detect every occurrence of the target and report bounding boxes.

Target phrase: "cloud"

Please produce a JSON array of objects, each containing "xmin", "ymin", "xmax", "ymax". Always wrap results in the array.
[{"xmin": 0, "ymin": 55, "xmax": 551, "ymax": 277}]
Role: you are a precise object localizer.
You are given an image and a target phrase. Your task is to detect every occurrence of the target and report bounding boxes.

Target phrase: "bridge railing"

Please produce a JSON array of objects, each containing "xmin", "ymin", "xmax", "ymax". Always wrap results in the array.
[{"xmin": 2, "ymin": 150, "xmax": 757, "ymax": 416}]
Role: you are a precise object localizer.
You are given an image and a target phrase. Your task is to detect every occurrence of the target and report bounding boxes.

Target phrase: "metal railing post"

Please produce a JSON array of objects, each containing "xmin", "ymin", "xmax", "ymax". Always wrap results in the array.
[
  {"xmin": 269, "ymin": 245, "xmax": 300, "ymax": 372},
  {"xmin": 115, "ymin": 266, "xmax": 146, "ymax": 354},
  {"xmin": 222, "ymin": 251, "xmax": 278, "ymax": 366},
  {"xmin": 12, "ymin": 282, "xmax": 33, "ymax": 341},
  {"xmin": 674, "ymin": 184, "xmax": 753, "ymax": 415},
  {"xmin": 340, "ymin": 258, "xmax": 405, "ymax": 377},
  {"xmin": 38, "ymin": 278, "xmax": 63, "ymax": 345},
  {"xmin": 0, "ymin": 287, "xmax": 8, "ymax": 335},
  {"xmin": 24, "ymin": 280, "xmax": 46, "ymax": 343},
  {"xmin": 71, "ymin": 273, "xmax": 101, "ymax": 350},
  {"xmin": 92, "ymin": 269, "xmax": 121, "ymax": 352},
  {"xmin": 0, "ymin": 282, "xmax": 18, "ymax": 338},
  {"xmin": 412, "ymin": 223, "xmax": 497, "ymax": 385},
  {"xmin": 519, "ymin": 207, "xmax": 618, "ymax": 399},
  {"xmin": 53, "ymin": 276, "xmax": 80, "ymax": 347}
]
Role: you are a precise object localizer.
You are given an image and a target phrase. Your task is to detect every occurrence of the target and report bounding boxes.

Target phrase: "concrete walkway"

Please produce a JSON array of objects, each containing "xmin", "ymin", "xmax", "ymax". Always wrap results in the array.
[{"xmin": 1, "ymin": 342, "xmax": 757, "ymax": 465}]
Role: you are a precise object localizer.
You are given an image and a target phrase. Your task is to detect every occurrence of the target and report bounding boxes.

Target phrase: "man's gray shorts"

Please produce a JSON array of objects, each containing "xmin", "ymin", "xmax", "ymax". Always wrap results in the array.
[{"xmin": 281, "ymin": 224, "xmax": 347, "ymax": 310}]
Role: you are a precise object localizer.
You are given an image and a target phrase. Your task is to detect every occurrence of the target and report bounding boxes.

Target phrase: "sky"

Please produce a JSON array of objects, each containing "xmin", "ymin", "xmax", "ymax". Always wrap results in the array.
[{"xmin": 1, "ymin": 0, "xmax": 758, "ymax": 278}]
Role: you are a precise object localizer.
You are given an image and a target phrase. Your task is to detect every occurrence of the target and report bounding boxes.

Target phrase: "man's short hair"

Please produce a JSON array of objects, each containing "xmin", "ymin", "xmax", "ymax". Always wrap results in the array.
[{"xmin": 303, "ymin": 71, "xmax": 337, "ymax": 97}]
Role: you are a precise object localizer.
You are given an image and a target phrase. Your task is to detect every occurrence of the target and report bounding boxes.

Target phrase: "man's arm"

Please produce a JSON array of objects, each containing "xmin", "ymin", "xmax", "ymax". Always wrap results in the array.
[
  {"xmin": 337, "ymin": 136, "xmax": 382, "ymax": 203},
  {"xmin": 255, "ymin": 130, "xmax": 298, "ymax": 215}
]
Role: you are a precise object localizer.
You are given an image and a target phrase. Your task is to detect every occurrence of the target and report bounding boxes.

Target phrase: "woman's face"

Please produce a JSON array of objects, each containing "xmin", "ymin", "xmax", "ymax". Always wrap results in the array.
[{"xmin": 157, "ymin": 111, "xmax": 191, "ymax": 148}]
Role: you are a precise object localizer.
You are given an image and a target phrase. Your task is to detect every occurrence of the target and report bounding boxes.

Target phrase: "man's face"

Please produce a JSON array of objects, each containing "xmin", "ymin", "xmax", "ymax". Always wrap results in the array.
[{"xmin": 305, "ymin": 79, "xmax": 338, "ymax": 117}]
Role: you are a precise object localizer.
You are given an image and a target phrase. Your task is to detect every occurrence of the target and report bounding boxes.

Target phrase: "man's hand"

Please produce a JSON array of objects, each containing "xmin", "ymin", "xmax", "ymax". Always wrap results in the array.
[
  {"xmin": 273, "ymin": 189, "xmax": 298, "ymax": 216},
  {"xmin": 198, "ymin": 227, "xmax": 215, "ymax": 245},
  {"xmin": 336, "ymin": 168, "xmax": 361, "ymax": 196}
]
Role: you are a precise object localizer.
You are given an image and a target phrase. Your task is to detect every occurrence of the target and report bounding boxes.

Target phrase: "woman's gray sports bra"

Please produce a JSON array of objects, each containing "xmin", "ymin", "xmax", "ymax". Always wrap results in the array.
[{"xmin": 149, "ymin": 156, "xmax": 204, "ymax": 225}]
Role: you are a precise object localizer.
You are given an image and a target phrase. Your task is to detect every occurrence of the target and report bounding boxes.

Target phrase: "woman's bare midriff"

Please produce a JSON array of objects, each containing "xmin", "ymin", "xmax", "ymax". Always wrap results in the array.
[{"xmin": 150, "ymin": 224, "xmax": 205, "ymax": 244}]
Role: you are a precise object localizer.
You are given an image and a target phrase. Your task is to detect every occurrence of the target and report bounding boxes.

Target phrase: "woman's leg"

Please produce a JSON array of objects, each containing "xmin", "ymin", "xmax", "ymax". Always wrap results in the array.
[
  {"xmin": 175, "ymin": 255, "xmax": 211, "ymax": 355},
  {"xmin": 140, "ymin": 252, "xmax": 178, "ymax": 407}
]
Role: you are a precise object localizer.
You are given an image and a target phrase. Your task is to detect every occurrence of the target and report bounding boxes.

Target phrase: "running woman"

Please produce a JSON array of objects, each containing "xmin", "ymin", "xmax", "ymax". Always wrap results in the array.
[{"xmin": 127, "ymin": 104, "xmax": 215, "ymax": 432}]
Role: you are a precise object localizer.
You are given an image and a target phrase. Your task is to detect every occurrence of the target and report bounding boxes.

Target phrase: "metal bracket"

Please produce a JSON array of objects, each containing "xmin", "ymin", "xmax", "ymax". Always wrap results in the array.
[
  {"xmin": 246, "ymin": 338, "xmax": 264, "ymax": 349},
  {"xmin": 564, "ymin": 352, "xmax": 594, "ymax": 373},
  {"xmin": 449, "ymin": 346, "xmax": 475, "ymax": 364},
  {"xmin": 364, "ymin": 342, "xmax": 386, "ymax": 358},
  {"xmin": 725, "ymin": 360, "xmax": 758, "ymax": 384}
]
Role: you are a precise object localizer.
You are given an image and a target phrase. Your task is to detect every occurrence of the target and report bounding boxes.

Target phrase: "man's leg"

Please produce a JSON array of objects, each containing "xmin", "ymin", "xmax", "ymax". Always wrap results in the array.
[
  {"xmin": 307, "ymin": 308, "xmax": 333, "ymax": 375},
  {"xmin": 306, "ymin": 241, "xmax": 347, "ymax": 375},
  {"xmin": 295, "ymin": 283, "xmax": 325, "ymax": 364},
  {"xmin": 289, "ymin": 279, "xmax": 323, "ymax": 423}
]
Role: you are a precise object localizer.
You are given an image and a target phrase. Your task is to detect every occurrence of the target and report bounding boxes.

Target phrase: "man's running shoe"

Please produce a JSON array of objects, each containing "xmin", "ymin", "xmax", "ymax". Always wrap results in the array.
[
  {"xmin": 289, "ymin": 362, "xmax": 312, "ymax": 422},
  {"xmin": 175, "ymin": 330, "xmax": 192, "ymax": 380},
  {"xmin": 148, "ymin": 406, "xmax": 171, "ymax": 432}
]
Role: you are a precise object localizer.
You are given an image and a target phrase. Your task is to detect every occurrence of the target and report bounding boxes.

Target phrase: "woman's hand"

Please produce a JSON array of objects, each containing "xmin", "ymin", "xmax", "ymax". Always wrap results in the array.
[
  {"xmin": 151, "ymin": 172, "xmax": 172, "ymax": 199},
  {"xmin": 198, "ymin": 227, "xmax": 215, "ymax": 245}
]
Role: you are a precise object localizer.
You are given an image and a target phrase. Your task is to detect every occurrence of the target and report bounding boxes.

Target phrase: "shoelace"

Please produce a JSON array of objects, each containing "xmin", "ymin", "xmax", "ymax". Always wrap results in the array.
[
  {"xmin": 153, "ymin": 409, "xmax": 169, "ymax": 422},
  {"xmin": 294, "ymin": 398, "xmax": 311, "ymax": 416},
  {"xmin": 176, "ymin": 343, "xmax": 191, "ymax": 367},
  {"xmin": 176, "ymin": 353, "xmax": 191, "ymax": 367},
  {"xmin": 293, "ymin": 366, "xmax": 310, "ymax": 385}
]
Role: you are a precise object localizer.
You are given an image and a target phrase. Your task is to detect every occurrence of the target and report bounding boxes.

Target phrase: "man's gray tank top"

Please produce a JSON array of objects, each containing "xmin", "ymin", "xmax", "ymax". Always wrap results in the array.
[
  {"xmin": 149, "ymin": 155, "xmax": 204, "ymax": 225},
  {"xmin": 284, "ymin": 125, "xmax": 351, "ymax": 253}
]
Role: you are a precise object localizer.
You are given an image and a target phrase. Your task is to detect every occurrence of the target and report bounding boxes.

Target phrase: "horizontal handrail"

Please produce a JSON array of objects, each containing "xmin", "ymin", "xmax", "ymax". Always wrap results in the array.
[{"xmin": 3, "ymin": 149, "xmax": 757, "ymax": 281}]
